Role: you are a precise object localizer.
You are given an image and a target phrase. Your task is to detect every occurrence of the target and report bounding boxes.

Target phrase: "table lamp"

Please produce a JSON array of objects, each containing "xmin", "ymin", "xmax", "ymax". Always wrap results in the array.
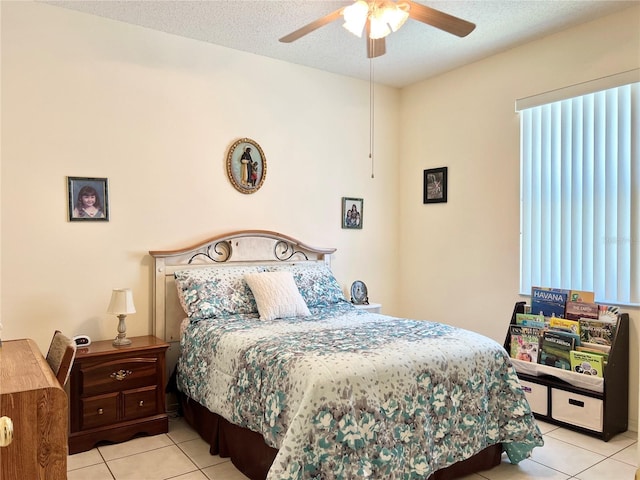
[{"xmin": 107, "ymin": 288, "xmax": 136, "ymax": 346}]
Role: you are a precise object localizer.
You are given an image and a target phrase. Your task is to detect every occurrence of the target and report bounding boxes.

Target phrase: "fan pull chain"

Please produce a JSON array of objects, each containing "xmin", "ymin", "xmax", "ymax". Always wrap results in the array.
[{"xmin": 369, "ymin": 58, "xmax": 375, "ymax": 179}]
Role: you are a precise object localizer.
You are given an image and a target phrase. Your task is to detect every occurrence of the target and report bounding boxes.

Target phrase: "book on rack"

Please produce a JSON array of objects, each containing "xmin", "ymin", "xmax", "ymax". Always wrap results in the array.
[
  {"xmin": 575, "ymin": 345, "xmax": 610, "ymax": 363},
  {"xmin": 539, "ymin": 330, "xmax": 575, "ymax": 370},
  {"xmin": 580, "ymin": 342, "xmax": 611, "ymax": 354},
  {"xmin": 579, "ymin": 318, "xmax": 617, "ymax": 349},
  {"xmin": 565, "ymin": 301, "xmax": 599, "ymax": 321},
  {"xmin": 569, "ymin": 290, "xmax": 595, "ymax": 303},
  {"xmin": 509, "ymin": 325, "xmax": 541, "ymax": 363},
  {"xmin": 515, "ymin": 313, "xmax": 545, "ymax": 328},
  {"xmin": 548, "ymin": 317, "xmax": 582, "ymax": 348},
  {"xmin": 570, "ymin": 350, "xmax": 604, "ymax": 377},
  {"xmin": 598, "ymin": 304, "xmax": 619, "ymax": 322},
  {"xmin": 531, "ymin": 287, "xmax": 569, "ymax": 318},
  {"xmin": 549, "ymin": 316, "xmax": 580, "ymax": 335}
]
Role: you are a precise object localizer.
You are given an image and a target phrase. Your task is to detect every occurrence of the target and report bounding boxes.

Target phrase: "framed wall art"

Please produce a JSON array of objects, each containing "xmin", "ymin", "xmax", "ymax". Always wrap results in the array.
[
  {"xmin": 226, "ymin": 138, "xmax": 266, "ymax": 194},
  {"xmin": 342, "ymin": 197, "xmax": 363, "ymax": 229},
  {"xmin": 67, "ymin": 176, "xmax": 109, "ymax": 221},
  {"xmin": 423, "ymin": 167, "xmax": 448, "ymax": 204}
]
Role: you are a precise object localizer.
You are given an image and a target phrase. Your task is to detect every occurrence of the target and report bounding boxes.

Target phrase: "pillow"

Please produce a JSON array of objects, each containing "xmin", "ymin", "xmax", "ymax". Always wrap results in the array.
[
  {"xmin": 174, "ymin": 265, "xmax": 264, "ymax": 320},
  {"xmin": 266, "ymin": 263, "xmax": 347, "ymax": 307},
  {"xmin": 244, "ymin": 271, "xmax": 311, "ymax": 321}
]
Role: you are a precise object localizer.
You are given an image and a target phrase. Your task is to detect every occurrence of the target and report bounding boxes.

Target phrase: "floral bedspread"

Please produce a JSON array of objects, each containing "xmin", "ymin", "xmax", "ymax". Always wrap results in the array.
[{"xmin": 177, "ymin": 304, "xmax": 543, "ymax": 479}]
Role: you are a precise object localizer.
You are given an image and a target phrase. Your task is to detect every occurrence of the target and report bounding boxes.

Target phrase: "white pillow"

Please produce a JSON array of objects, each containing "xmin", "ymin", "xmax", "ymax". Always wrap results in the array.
[{"xmin": 244, "ymin": 271, "xmax": 311, "ymax": 321}]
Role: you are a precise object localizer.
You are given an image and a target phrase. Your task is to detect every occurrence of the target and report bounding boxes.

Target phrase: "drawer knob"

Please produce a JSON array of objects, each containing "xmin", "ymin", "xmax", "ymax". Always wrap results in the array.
[
  {"xmin": 139, "ymin": 400, "xmax": 144, "ymax": 407},
  {"xmin": 0, "ymin": 417, "xmax": 13, "ymax": 447},
  {"xmin": 97, "ymin": 408, "xmax": 104, "ymax": 415},
  {"xmin": 110, "ymin": 369, "xmax": 133, "ymax": 381}
]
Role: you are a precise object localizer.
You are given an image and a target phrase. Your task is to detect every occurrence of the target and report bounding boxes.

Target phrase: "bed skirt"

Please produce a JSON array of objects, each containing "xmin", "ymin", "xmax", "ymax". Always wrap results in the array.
[{"xmin": 178, "ymin": 392, "xmax": 503, "ymax": 480}]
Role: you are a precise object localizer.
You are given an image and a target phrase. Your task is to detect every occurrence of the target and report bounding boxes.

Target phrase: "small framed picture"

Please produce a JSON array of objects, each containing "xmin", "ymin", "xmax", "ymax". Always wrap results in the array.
[
  {"xmin": 67, "ymin": 176, "xmax": 109, "ymax": 221},
  {"xmin": 226, "ymin": 137, "xmax": 267, "ymax": 194},
  {"xmin": 423, "ymin": 167, "xmax": 448, "ymax": 204},
  {"xmin": 342, "ymin": 197, "xmax": 363, "ymax": 229},
  {"xmin": 350, "ymin": 280, "xmax": 369, "ymax": 305}
]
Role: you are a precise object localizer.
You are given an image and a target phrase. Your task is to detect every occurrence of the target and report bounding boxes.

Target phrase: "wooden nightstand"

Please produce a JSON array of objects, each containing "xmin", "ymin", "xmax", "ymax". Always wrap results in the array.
[
  {"xmin": 68, "ymin": 335, "xmax": 169, "ymax": 454},
  {"xmin": 354, "ymin": 303, "xmax": 382, "ymax": 314}
]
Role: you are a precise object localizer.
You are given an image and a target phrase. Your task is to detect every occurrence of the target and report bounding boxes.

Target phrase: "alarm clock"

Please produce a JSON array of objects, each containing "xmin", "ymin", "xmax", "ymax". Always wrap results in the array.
[{"xmin": 73, "ymin": 335, "xmax": 91, "ymax": 347}]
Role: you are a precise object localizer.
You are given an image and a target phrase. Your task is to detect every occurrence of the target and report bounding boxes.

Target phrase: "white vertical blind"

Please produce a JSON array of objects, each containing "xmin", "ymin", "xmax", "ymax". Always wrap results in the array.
[{"xmin": 519, "ymin": 82, "xmax": 639, "ymax": 305}]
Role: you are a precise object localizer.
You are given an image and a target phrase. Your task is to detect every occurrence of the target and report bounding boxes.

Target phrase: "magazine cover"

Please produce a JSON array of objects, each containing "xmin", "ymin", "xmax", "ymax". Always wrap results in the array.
[
  {"xmin": 549, "ymin": 317, "xmax": 580, "ymax": 335},
  {"xmin": 510, "ymin": 325, "xmax": 541, "ymax": 362},
  {"xmin": 515, "ymin": 313, "xmax": 545, "ymax": 328},
  {"xmin": 531, "ymin": 287, "xmax": 569, "ymax": 318},
  {"xmin": 565, "ymin": 301, "xmax": 598, "ymax": 321},
  {"xmin": 569, "ymin": 290, "xmax": 595, "ymax": 303},
  {"xmin": 579, "ymin": 318, "xmax": 617, "ymax": 347},
  {"xmin": 570, "ymin": 350, "xmax": 604, "ymax": 377},
  {"xmin": 540, "ymin": 330, "xmax": 574, "ymax": 370},
  {"xmin": 598, "ymin": 304, "xmax": 619, "ymax": 322}
]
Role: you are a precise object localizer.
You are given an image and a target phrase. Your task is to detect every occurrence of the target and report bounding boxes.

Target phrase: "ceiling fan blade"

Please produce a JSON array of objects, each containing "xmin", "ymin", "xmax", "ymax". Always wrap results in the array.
[
  {"xmin": 405, "ymin": 0, "xmax": 475, "ymax": 37},
  {"xmin": 279, "ymin": 7, "xmax": 344, "ymax": 43}
]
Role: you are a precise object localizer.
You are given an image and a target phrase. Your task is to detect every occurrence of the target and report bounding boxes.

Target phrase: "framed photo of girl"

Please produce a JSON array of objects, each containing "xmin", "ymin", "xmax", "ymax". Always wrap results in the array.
[
  {"xmin": 342, "ymin": 197, "xmax": 363, "ymax": 229},
  {"xmin": 67, "ymin": 176, "xmax": 109, "ymax": 221}
]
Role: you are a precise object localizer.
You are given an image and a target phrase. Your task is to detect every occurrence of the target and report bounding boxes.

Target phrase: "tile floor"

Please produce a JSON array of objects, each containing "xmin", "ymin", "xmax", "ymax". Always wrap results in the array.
[{"xmin": 67, "ymin": 415, "xmax": 638, "ymax": 480}]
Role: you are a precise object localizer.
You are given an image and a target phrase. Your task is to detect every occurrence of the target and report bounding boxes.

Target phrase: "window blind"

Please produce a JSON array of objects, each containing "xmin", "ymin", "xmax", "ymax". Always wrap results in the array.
[{"xmin": 519, "ymin": 81, "xmax": 639, "ymax": 305}]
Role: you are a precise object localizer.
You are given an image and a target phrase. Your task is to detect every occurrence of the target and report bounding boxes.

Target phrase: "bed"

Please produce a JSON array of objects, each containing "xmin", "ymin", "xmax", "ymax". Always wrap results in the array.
[{"xmin": 150, "ymin": 230, "xmax": 542, "ymax": 480}]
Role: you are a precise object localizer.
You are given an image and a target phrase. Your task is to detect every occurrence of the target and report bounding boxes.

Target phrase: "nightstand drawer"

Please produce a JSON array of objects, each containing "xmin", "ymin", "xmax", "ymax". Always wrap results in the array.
[
  {"xmin": 81, "ymin": 358, "xmax": 159, "ymax": 396},
  {"xmin": 82, "ymin": 392, "xmax": 119, "ymax": 429},
  {"xmin": 123, "ymin": 386, "xmax": 158, "ymax": 421}
]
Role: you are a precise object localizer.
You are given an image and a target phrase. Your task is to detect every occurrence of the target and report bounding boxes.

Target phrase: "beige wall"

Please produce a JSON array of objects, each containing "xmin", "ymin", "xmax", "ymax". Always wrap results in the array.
[
  {"xmin": 399, "ymin": 6, "xmax": 640, "ymax": 431},
  {"xmin": 2, "ymin": 1, "xmax": 639, "ymax": 435},
  {"xmin": 0, "ymin": 2, "xmax": 400, "ymax": 348}
]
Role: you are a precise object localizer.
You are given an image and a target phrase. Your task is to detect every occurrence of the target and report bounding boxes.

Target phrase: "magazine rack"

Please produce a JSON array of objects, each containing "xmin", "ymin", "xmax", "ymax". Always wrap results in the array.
[{"xmin": 504, "ymin": 302, "xmax": 629, "ymax": 441}]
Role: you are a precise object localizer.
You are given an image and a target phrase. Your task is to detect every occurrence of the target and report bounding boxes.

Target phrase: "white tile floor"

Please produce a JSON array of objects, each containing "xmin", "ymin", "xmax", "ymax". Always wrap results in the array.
[{"xmin": 67, "ymin": 415, "xmax": 638, "ymax": 480}]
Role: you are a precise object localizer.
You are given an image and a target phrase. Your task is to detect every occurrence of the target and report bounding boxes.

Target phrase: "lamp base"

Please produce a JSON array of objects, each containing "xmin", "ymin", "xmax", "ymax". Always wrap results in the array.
[
  {"xmin": 112, "ymin": 336, "xmax": 132, "ymax": 347},
  {"xmin": 113, "ymin": 314, "xmax": 132, "ymax": 346}
]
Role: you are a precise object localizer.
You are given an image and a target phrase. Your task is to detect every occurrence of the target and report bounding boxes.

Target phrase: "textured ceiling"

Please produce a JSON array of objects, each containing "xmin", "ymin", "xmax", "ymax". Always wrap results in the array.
[{"xmin": 44, "ymin": 0, "xmax": 638, "ymax": 88}]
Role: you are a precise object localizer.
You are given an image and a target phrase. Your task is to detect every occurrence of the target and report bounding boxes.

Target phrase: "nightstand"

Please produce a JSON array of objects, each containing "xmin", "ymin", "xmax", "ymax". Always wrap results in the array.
[
  {"xmin": 68, "ymin": 335, "xmax": 169, "ymax": 454},
  {"xmin": 354, "ymin": 303, "xmax": 382, "ymax": 314}
]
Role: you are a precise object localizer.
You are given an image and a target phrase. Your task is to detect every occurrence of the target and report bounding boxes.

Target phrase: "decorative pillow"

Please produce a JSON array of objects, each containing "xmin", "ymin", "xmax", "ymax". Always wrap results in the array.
[
  {"xmin": 174, "ymin": 265, "xmax": 264, "ymax": 320},
  {"xmin": 266, "ymin": 263, "xmax": 348, "ymax": 307},
  {"xmin": 244, "ymin": 271, "xmax": 311, "ymax": 321}
]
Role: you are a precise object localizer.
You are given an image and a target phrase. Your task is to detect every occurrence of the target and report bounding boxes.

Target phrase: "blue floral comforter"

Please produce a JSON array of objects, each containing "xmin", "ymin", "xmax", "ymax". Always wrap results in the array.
[{"xmin": 177, "ymin": 303, "xmax": 543, "ymax": 479}]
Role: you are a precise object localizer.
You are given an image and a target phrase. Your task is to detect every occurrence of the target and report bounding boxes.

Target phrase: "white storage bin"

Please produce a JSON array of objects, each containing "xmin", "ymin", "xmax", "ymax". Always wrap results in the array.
[
  {"xmin": 551, "ymin": 389, "xmax": 603, "ymax": 431},
  {"xmin": 519, "ymin": 380, "xmax": 548, "ymax": 416}
]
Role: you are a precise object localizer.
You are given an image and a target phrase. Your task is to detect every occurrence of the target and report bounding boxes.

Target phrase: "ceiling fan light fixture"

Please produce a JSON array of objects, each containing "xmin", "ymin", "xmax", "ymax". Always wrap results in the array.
[
  {"xmin": 383, "ymin": 1, "xmax": 410, "ymax": 32},
  {"xmin": 280, "ymin": 0, "xmax": 475, "ymax": 53},
  {"xmin": 368, "ymin": 10, "xmax": 391, "ymax": 39},
  {"xmin": 342, "ymin": 0, "xmax": 369, "ymax": 37}
]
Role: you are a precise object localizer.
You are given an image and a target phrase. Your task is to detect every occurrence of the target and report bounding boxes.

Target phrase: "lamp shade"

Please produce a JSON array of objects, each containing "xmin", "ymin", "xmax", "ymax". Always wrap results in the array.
[
  {"xmin": 383, "ymin": 2, "xmax": 409, "ymax": 32},
  {"xmin": 368, "ymin": 13, "xmax": 391, "ymax": 39},
  {"xmin": 342, "ymin": 0, "xmax": 368, "ymax": 37},
  {"xmin": 107, "ymin": 288, "xmax": 136, "ymax": 315}
]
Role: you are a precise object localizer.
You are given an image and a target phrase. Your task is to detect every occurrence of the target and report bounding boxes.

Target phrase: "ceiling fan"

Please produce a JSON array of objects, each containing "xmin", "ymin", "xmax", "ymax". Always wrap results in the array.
[{"xmin": 279, "ymin": 0, "xmax": 476, "ymax": 58}]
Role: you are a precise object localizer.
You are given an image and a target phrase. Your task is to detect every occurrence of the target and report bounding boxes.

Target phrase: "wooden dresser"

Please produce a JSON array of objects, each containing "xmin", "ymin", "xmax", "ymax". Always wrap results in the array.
[
  {"xmin": 68, "ymin": 335, "xmax": 169, "ymax": 454},
  {"xmin": 0, "ymin": 339, "xmax": 68, "ymax": 480}
]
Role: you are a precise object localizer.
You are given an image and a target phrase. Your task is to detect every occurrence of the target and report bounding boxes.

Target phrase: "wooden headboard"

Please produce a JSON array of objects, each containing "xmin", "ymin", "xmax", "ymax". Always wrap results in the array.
[{"xmin": 149, "ymin": 230, "xmax": 336, "ymax": 345}]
